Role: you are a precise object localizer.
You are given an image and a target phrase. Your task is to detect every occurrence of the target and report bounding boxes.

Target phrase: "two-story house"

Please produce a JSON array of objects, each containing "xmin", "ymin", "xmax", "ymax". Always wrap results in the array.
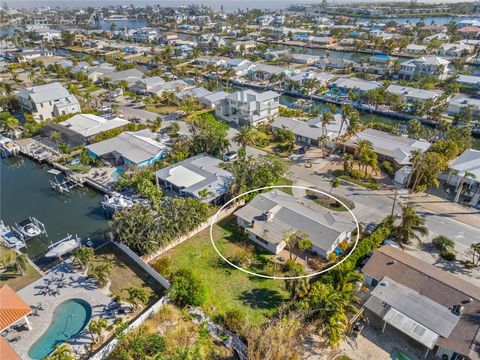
[
  {"xmin": 16, "ymin": 82, "xmax": 81, "ymax": 121},
  {"xmin": 215, "ymin": 89, "xmax": 280, "ymax": 126}
]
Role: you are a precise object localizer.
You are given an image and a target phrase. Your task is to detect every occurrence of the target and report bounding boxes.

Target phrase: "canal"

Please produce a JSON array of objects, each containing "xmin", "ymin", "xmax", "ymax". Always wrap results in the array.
[{"xmin": 0, "ymin": 157, "xmax": 107, "ymax": 267}]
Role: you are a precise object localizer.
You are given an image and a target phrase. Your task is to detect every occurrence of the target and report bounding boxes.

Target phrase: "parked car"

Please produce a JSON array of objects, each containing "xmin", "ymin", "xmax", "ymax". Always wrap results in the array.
[
  {"xmin": 222, "ymin": 151, "xmax": 238, "ymax": 162},
  {"xmin": 363, "ymin": 223, "xmax": 379, "ymax": 236}
]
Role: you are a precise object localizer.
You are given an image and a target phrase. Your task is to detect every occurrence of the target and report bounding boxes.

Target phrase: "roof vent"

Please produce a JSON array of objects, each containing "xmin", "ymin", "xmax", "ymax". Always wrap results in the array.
[
  {"xmin": 264, "ymin": 211, "xmax": 274, "ymax": 221},
  {"xmin": 379, "ymin": 281, "xmax": 389, "ymax": 287},
  {"xmin": 388, "ymin": 260, "xmax": 396, "ymax": 265}
]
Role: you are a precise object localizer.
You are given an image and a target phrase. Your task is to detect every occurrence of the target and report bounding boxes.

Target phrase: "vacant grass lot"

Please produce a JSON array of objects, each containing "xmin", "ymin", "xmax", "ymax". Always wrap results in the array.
[
  {"xmin": 154, "ymin": 218, "xmax": 290, "ymax": 327},
  {"xmin": 305, "ymin": 190, "xmax": 355, "ymax": 212}
]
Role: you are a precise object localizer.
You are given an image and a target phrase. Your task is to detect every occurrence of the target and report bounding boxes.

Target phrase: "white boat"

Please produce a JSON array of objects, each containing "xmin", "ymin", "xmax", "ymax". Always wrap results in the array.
[
  {"xmin": 0, "ymin": 220, "xmax": 25, "ymax": 250},
  {"xmin": 101, "ymin": 193, "xmax": 134, "ymax": 212},
  {"xmin": 0, "ymin": 135, "xmax": 20, "ymax": 157},
  {"xmin": 13, "ymin": 217, "xmax": 47, "ymax": 240},
  {"xmin": 45, "ymin": 235, "xmax": 82, "ymax": 258}
]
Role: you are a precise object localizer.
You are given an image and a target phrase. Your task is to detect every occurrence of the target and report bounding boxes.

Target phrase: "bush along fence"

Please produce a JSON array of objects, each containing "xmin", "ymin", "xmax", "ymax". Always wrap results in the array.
[
  {"xmin": 89, "ymin": 296, "xmax": 169, "ymax": 360},
  {"xmin": 141, "ymin": 199, "xmax": 245, "ymax": 263}
]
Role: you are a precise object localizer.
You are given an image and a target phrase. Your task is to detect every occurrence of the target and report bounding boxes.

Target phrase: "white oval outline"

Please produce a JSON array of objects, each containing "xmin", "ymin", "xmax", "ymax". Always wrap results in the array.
[{"xmin": 209, "ymin": 185, "xmax": 360, "ymax": 280}]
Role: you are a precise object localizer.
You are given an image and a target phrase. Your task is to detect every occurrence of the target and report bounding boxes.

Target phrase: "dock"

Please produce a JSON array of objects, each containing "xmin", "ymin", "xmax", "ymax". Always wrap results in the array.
[{"xmin": 50, "ymin": 176, "xmax": 84, "ymax": 194}]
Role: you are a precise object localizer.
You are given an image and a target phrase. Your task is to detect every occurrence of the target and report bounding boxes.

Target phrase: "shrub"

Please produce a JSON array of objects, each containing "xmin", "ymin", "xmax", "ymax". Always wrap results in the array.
[
  {"xmin": 381, "ymin": 161, "xmax": 394, "ymax": 176},
  {"xmin": 440, "ymin": 251, "xmax": 456, "ymax": 261},
  {"xmin": 432, "ymin": 235, "xmax": 455, "ymax": 253},
  {"xmin": 222, "ymin": 309, "xmax": 246, "ymax": 335},
  {"xmin": 153, "ymin": 257, "xmax": 172, "ymax": 277},
  {"xmin": 169, "ymin": 268, "xmax": 207, "ymax": 307}
]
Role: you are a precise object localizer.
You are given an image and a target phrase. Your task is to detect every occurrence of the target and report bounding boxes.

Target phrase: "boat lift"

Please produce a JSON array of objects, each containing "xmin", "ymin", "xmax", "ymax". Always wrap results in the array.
[
  {"xmin": 45, "ymin": 234, "xmax": 82, "ymax": 258},
  {"xmin": 50, "ymin": 176, "xmax": 84, "ymax": 194},
  {"xmin": 12, "ymin": 217, "xmax": 47, "ymax": 242}
]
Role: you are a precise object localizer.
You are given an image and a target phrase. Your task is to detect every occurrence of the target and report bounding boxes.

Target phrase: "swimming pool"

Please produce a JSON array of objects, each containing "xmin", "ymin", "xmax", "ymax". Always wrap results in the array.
[
  {"xmin": 111, "ymin": 167, "xmax": 126, "ymax": 180},
  {"xmin": 28, "ymin": 299, "xmax": 92, "ymax": 359}
]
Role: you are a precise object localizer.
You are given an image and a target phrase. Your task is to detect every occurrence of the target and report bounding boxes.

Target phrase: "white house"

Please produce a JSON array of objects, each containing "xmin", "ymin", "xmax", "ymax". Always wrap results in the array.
[
  {"xmin": 386, "ymin": 84, "xmax": 443, "ymax": 103},
  {"xmin": 398, "ymin": 56, "xmax": 450, "ymax": 81},
  {"xmin": 444, "ymin": 149, "xmax": 480, "ymax": 207},
  {"xmin": 215, "ymin": 89, "xmax": 280, "ymax": 126},
  {"xmin": 435, "ymin": 43, "xmax": 474, "ymax": 58},
  {"xmin": 16, "ymin": 82, "xmax": 81, "ymax": 121},
  {"xmin": 235, "ymin": 190, "xmax": 356, "ymax": 258}
]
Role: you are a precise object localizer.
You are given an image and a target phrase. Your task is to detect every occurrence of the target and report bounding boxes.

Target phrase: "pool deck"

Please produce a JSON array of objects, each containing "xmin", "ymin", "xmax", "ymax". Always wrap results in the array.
[{"xmin": 7, "ymin": 262, "xmax": 112, "ymax": 359}]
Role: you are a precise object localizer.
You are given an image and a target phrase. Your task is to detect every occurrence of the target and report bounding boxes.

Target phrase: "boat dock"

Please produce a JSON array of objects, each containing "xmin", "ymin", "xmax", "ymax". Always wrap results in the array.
[
  {"xmin": 12, "ymin": 217, "xmax": 48, "ymax": 242},
  {"xmin": 50, "ymin": 176, "xmax": 84, "ymax": 194}
]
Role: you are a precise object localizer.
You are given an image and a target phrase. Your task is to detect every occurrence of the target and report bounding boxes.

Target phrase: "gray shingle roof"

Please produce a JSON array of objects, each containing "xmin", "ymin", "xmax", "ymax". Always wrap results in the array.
[{"xmin": 234, "ymin": 190, "xmax": 355, "ymax": 253}]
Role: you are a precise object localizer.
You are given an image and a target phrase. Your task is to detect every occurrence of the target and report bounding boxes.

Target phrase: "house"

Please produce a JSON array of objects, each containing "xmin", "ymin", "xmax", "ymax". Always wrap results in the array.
[
  {"xmin": 436, "ymin": 43, "xmax": 474, "ymax": 58},
  {"xmin": 398, "ymin": 56, "xmax": 450, "ymax": 81},
  {"xmin": 458, "ymin": 27, "xmax": 480, "ymax": 39},
  {"xmin": 443, "ymin": 149, "xmax": 480, "ymax": 207},
  {"xmin": 7, "ymin": 48, "xmax": 54, "ymax": 63},
  {"xmin": 86, "ymin": 129, "xmax": 168, "ymax": 168},
  {"xmin": 309, "ymin": 36, "xmax": 337, "ymax": 46},
  {"xmin": 231, "ymin": 40, "xmax": 256, "ymax": 53},
  {"xmin": 362, "ymin": 245, "xmax": 480, "ymax": 360},
  {"xmin": 288, "ymin": 71, "xmax": 335, "ymax": 93},
  {"xmin": 129, "ymin": 76, "xmax": 166, "ymax": 94},
  {"xmin": 174, "ymin": 87, "xmax": 212, "ymax": 104},
  {"xmin": 198, "ymin": 91, "xmax": 229, "ymax": 109},
  {"xmin": 248, "ymin": 63, "xmax": 293, "ymax": 80},
  {"xmin": 193, "ymin": 55, "xmax": 227, "ymax": 68},
  {"xmin": 331, "ymin": 77, "xmax": 381, "ymax": 95},
  {"xmin": 43, "ymin": 113, "xmax": 129, "ymax": 145},
  {"xmin": 197, "ymin": 33, "xmax": 227, "ymax": 51},
  {"xmin": 107, "ymin": 69, "xmax": 145, "ymax": 87},
  {"xmin": 147, "ymin": 80, "xmax": 191, "ymax": 97},
  {"xmin": 159, "ymin": 32, "xmax": 179, "ymax": 44},
  {"xmin": 291, "ymin": 53, "xmax": 321, "ymax": 65},
  {"xmin": 314, "ymin": 56, "xmax": 355, "ymax": 70},
  {"xmin": 386, "ymin": 84, "xmax": 443, "ymax": 103},
  {"xmin": 447, "ymin": 95, "xmax": 480, "ymax": 116},
  {"xmin": 271, "ymin": 115, "xmax": 347, "ymax": 148},
  {"xmin": 0, "ymin": 284, "xmax": 32, "ymax": 333},
  {"xmin": 234, "ymin": 189, "xmax": 356, "ymax": 258},
  {"xmin": 423, "ymin": 33, "xmax": 450, "ymax": 42},
  {"xmin": 215, "ymin": 89, "xmax": 280, "ymax": 126},
  {"xmin": 456, "ymin": 74, "xmax": 480, "ymax": 89},
  {"xmin": 343, "ymin": 129, "xmax": 431, "ymax": 166},
  {"xmin": 155, "ymin": 154, "xmax": 234, "ymax": 204},
  {"xmin": 405, "ymin": 44, "xmax": 428, "ymax": 56},
  {"xmin": 16, "ymin": 82, "xmax": 81, "ymax": 121}
]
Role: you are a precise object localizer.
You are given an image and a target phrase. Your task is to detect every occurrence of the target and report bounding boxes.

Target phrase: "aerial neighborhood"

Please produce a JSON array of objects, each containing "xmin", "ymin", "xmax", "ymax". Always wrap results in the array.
[{"xmin": 1, "ymin": 1, "xmax": 480, "ymax": 360}]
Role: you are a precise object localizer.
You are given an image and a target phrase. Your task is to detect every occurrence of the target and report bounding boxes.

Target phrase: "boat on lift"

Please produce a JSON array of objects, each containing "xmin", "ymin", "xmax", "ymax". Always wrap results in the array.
[
  {"xmin": 13, "ymin": 217, "xmax": 47, "ymax": 241},
  {"xmin": 0, "ymin": 220, "xmax": 25, "ymax": 250},
  {"xmin": 101, "ymin": 193, "xmax": 134, "ymax": 212},
  {"xmin": 45, "ymin": 234, "xmax": 82, "ymax": 258}
]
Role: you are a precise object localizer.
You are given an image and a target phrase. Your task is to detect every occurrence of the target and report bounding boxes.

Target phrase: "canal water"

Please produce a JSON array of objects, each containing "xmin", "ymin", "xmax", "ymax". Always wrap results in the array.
[{"xmin": 0, "ymin": 157, "xmax": 107, "ymax": 267}]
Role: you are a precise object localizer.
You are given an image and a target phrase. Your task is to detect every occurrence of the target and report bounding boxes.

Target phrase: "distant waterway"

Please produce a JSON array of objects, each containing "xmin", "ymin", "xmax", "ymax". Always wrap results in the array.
[{"xmin": 0, "ymin": 157, "xmax": 107, "ymax": 267}]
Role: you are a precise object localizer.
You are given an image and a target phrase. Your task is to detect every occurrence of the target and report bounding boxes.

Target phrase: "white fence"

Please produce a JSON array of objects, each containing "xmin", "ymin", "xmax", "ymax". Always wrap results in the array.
[
  {"xmin": 89, "ymin": 296, "xmax": 169, "ymax": 360},
  {"xmin": 142, "ymin": 200, "xmax": 245, "ymax": 263}
]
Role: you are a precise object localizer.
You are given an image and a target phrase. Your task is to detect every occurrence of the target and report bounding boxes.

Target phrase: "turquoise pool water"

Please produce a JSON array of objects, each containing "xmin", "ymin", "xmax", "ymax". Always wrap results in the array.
[
  {"xmin": 111, "ymin": 167, "xmax": 126, "ymax": 180},
  {"xmin": 28, "ymin": 299, "xmax": 92, "ymax": 359}
]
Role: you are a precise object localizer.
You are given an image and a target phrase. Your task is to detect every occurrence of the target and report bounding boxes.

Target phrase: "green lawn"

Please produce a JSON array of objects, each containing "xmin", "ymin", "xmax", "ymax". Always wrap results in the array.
[
  {"xmin": 88, "ymin": 244, "xmax": 164, "ymax": 301},
  {"xmin": 144, "ymin": 105, "xmax": 180, "ymax": 115},
  {"xmin": 153, "ymin": 218, "xmax": 290, "ymax": 327},
  {"xmin": 276, "ymin": 177, "xmax": 294, "ymax": 195},
  {"xmin": 305, "ymin": 190, "xmax": 355, "ymax": 212},
  {"xmin": 0, "ymin": 247, "xmax": 42, "ymax": 291}
]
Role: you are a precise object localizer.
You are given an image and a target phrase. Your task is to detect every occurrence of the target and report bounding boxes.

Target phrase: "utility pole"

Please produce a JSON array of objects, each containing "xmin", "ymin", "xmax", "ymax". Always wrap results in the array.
[{"xmin": 391, "ymin": 187, "xmax": 398, "ymax": 217}]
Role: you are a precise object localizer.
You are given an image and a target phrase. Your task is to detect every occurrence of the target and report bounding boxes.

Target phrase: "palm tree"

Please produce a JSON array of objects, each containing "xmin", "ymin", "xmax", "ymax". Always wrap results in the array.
[
  {"xmin": 15, "ymin": 254, "xmax": 28, "ymax": 275},
  {"xmin": 317, "ymin": 135, "xmax": 329, "ymax": 158},
  {"xmin": 45, "ymin": 343, "xmax": 74, "ymax": 360},
  {"xmin": 90, "ymin": 263, "xmax": 112, "ymax": 287},
  {"xmin": 223, "ymin": 67, "xmax": 236, "ymax": 90},
  {"xmin": 123, "ymin": 287, "xmax": 150, "ymax": 311},
  {"xmin": 232, "ymin": 126, "xmax": 257, "ymax": 161},
  {"xmin": 88, "ymin": 317, "xmax": 108, "ymax": 343},
  {"xmin": 72, "ymin": 246, "xmax": 94, "ymax": 270},
  {"xmin": 395, "ymin": 205, "xmax": 429, "ymax": 246},
  {"xmin": 320, "ymin": 111, "xmax": 334, "ymax": 137},
  {"xmin": 454, "ymin": 171, "xmax": 476, "ymax": 203},
  {"xmin": 342, "ymin": 153, "xmax": 354, "ymax": 174},
  {"xmin": 330, "ymin": 177, "xmax": 340, "ymax": 193}
]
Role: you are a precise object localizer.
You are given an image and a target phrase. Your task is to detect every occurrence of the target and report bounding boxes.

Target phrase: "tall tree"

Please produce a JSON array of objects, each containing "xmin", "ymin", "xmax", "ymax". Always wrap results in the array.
[{"xmin": 395, "ymin": 205, "xmax": 429, "ymax": 246}]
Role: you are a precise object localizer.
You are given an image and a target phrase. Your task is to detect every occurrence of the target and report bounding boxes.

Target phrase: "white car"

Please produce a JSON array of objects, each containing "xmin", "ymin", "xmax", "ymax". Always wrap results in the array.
[{"xmin": 222, "ymin": 151, "xmax": 238, "ymax": 162}]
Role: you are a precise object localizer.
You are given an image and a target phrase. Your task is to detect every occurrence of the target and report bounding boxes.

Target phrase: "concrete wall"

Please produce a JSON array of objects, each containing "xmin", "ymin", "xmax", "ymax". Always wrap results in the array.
[{"xmin": 113, "ymin": 241, "xmax": 171, "ymax": 289}]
